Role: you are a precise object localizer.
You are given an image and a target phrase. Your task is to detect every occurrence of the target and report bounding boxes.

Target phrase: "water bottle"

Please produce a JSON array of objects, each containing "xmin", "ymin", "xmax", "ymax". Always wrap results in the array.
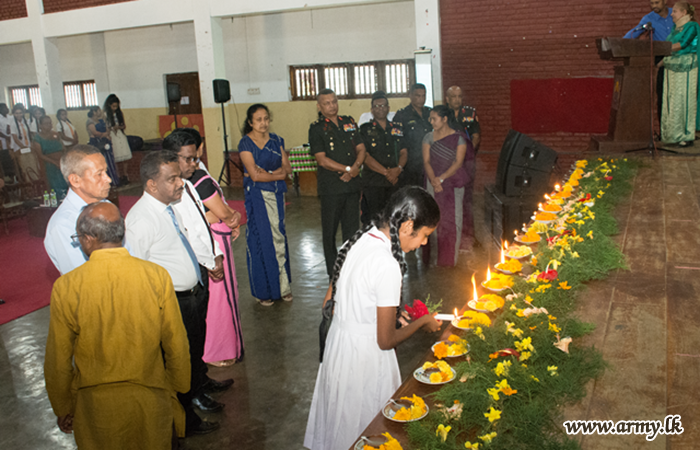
[
  {"xmin": 50, "ymin": 190, "xmax": 57, "ymax": 207},
  {"xmin": 43, "ymin": 190, "xmax": 49, "ymax": 207}
]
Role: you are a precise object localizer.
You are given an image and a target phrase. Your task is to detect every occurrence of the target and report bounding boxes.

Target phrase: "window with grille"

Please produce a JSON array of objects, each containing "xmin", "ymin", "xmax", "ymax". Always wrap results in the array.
[
  {"xmin": 290, "ymin": 59, "xmax": 413, "ymax": 101},
  {"xmin": 9, "ymin": 85, "xmax": 42, "ymax": 108},
  {"xmin": 64, "ymin": 80, "xmax": 98, "ymax": 109}
]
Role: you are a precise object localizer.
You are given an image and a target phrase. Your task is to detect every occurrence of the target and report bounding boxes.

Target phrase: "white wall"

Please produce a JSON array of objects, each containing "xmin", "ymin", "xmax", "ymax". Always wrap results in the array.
[
  {"xmin": 0, "ymin": 2, "xmax": 415, "ymax": 108},
  {"xmin": 222, "ymin": 2, "xmax": 416, "ymax": 103},
  {"xmin": 103, "ymin": 22, "xmax": 199, "ymax": 109},
  {"xmin": 0, "ymin": 42, "xmax": 36, "ymax": 103}
]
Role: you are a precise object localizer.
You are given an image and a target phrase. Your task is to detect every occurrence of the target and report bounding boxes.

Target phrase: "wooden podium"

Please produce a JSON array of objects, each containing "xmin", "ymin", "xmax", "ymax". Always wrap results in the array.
[{"xmin": 589, "ymin": 37, "xmax": 671, "ymax": 152}]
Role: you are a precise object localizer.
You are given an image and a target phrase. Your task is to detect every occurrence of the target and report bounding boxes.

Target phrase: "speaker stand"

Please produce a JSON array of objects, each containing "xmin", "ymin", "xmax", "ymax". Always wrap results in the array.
[
  {"xmin": 625, "ymin": 28, "xmax": 678, "ymax": 156},
  {"xmin": 217, "ymin": 101, "xmax": 243, "ymax": 186}
]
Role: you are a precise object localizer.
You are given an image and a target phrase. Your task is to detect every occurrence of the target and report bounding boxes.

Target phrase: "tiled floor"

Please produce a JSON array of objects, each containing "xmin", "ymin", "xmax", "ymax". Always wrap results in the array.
[{"xmin": 1, "ymin": 157, "xmax": 697, "ymax": 449}]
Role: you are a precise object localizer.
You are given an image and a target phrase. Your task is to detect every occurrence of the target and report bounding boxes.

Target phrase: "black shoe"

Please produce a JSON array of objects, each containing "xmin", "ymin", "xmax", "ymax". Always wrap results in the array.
[
  {"xmin": 203, "ymin": 377, "xmax": 234, "ymax": 394},
  {"xmin": 192, "ymin": 393, "xmax": 224, "ymax": 412},
  {"xmin": 187, "ymin": 419, "xmax": 220, "ymax": 436}
]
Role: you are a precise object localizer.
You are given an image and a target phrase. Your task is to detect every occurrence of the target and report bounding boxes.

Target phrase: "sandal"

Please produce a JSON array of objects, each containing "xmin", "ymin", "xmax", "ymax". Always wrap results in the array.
[
  {"xmin": 282, "ymin": 293, "xmax": 294, "ymax": 302},
  {"xmin": 257, "ymin": 299, "xmax": 274, "ymax": 307},
  {"xmin": 207, "ymin": 359, "xmax": 237, "ymax": 368}
]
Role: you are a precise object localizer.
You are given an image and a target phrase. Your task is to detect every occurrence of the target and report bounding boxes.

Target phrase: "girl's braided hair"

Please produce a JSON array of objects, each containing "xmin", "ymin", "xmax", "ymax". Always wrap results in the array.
[{"xmin": 329, "ymin": 186, "xmax": 440, "ymax": 301}]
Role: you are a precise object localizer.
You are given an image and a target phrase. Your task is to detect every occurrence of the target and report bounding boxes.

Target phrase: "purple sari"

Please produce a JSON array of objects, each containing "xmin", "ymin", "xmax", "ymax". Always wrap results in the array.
[{"xmin": 423, "ymin": 131, "xmax": 475, "ymax": 266}]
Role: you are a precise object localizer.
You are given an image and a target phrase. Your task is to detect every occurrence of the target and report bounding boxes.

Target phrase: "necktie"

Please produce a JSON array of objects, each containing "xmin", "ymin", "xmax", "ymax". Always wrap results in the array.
[{"xmin": 166, "ymin": 205, "xmax": 203, "ymax": 286}]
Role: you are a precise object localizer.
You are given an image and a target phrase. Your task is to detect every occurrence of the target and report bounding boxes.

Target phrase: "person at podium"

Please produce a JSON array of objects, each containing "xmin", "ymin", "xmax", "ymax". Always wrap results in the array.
[
  {"xmin": 625, "ymin": 0, "xmax": 674, "ymax": 124},
  {"xmin": 658, "ymin": 2, "xmax": 700, "ymax": 147}
]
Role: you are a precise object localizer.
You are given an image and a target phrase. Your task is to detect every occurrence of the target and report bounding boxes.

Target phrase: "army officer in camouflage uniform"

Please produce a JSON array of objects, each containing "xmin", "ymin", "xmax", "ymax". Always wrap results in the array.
[
  {"xmin": 359, "ymin": 91, "xmax": 407, "ymax": 225},
  {"xmin": 309, "ymin": 89, "xmax": 366, "ymax": 277}
]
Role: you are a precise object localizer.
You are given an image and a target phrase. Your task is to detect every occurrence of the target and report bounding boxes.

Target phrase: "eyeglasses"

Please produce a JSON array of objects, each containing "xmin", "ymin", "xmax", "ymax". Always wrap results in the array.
[{"xmin": 70, "ymin": 233, "xmax": 83, "ymax": 244}]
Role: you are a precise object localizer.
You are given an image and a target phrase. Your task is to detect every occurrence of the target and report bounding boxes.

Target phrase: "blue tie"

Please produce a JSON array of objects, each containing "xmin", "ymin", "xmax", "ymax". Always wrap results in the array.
[{"xmin": 166, "ymin": 205, "xmax": 203, "ymax": 286}]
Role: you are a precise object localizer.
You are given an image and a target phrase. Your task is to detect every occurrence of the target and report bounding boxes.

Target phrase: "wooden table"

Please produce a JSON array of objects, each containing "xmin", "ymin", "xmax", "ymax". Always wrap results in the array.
[{"xmin": 349, "ymin": 324, "xmax": 467, "ymax": 449}]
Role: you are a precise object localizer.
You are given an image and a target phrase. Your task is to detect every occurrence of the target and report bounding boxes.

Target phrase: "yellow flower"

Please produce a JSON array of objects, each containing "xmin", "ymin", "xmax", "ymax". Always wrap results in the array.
[
  {"xmin": 525, "ymin": 295, "xmax": 534, "ymax": 303},
  {"xmin": 548, "ymin": 365, "xmax": 559, "ymax": 376},
  {"xmin": 474, "ymin": 326, "xmax": 485, "ymax": 340},
  {"xmin": 363, "ymin": 433, "xmax": 403, "ymax": 450},
  {"xmin": 549, "ymin": 259, "xmax": 561, "ymax": 270},
  {"xmin": 531, "ymin": 256, "xmax": 538, "ymax": 266},
  {"xmin": 510, "ymin": 303, "xmax": 517, "ymax": 311},
  {"xmin": 515, "ymin": 337, "xmax": 534, "ymax": 352},
  {"xmin": 436, "ymin": 424, "xmax": 451, "ymax": 442},
  {"xmin": 519, "ymin": 351, "xmax": 531, "ymax": 362},
  {"xmin": 484, "ymin": 407, "xmax": 502, "ymax": 423},
  {"xmin": 597, "ymin": 190, "xmax": 605, "ymax": 198},
  {"xmin": 464, "ymin": 442, "xmax": 480, "ymax": 449},
  {"xmin": 548, "ymin": 314, "xmax": 557, "ymax": 320},
  {"xmin": 478, "ymin": 432, "xmax": 498, "ymax": 444},
  {"xmin": 493, "ymin": 360, "xmax": 512, "ymax": 377},
  {"xmin": 549, "ymin": 322, "xmax": 561, "ymax": 333},
  {"xmin": 570, "ymin": 251, "xmax": 580, "ymax": 258},
  {"xmin": 587, "ymin": 230, "xmax": 594, "ymax": 239},
  {"xmin": 535, "ymin": 283, "xmax": 551, "ymax": 293},
  {"xmin": 487, "ymin": 387, "xmax": 500, "ymax": 401},
  {"xmin": 531, "ymin": 375, "xmax": 540, "ymax": 382}
]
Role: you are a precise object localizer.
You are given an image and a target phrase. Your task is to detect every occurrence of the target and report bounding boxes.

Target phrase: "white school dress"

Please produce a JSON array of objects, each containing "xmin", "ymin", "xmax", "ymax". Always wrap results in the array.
[
  {"xmin": 304, "ymin": 226, "xmax": 402, "ymax": 450},
  {"xmin": 109, "ymin": 116, "xmax": 132, "ymax": 162}
]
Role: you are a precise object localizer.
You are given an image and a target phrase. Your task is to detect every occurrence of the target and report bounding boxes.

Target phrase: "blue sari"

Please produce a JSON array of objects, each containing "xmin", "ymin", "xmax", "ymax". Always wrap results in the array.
[{"xmin": 239, "ymin": 133, "xmax": 291, "ymax": 301}]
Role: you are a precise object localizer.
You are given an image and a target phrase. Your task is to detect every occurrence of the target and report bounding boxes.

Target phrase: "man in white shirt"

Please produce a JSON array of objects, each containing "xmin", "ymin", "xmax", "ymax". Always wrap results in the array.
[
  {"xmin": 125, "ymin": 150, "xmax": 222, "ymax": 436},
  {"xmin": 44, "ymin": 145, "xmax": 112, "ymax": 275}
]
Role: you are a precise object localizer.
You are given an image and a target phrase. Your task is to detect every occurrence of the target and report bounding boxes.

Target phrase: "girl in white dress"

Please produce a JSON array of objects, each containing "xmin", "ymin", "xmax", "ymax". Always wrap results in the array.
[
  {"xmin": 54, "ymin": 109, "xmax": 79, "ymax": 150},
  {"xmin": 304, "ymin": 186, "xmax": 442, "ymax": 450}
]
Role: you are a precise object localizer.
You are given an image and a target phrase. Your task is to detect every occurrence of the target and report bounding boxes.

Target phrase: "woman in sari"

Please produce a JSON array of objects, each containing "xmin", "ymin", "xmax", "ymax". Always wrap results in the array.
[
  {"xmin": 660, "ymin": 2, "xmax": 700, "ymax": 147},
  {"xmin": 238, "ymin": 104, "xmax": 293, "ymax": 306},
  {"xmin": 421, "ymin": 105, "xmax": 475, "ymax": 266},
  {"xmin": 31, "ymin": 115, "xmax": 68, "ymax": 196}
]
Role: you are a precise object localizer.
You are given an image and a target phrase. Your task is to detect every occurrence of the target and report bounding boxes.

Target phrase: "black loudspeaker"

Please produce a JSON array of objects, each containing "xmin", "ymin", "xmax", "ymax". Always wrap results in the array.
[
  {"xmin": 484, "ymin": 184, "xmax": 540, "ymax": 246},
  {"xmin": 167, "ymin": 83, "xmax": 181, "ymax": 103},
  {"xmin": 495, "ymin": 130, "xmax": 558, "ymax": 197},
  {"xmin": 213, "ymin": 79, "xmax": 231, "ymax": 103}
]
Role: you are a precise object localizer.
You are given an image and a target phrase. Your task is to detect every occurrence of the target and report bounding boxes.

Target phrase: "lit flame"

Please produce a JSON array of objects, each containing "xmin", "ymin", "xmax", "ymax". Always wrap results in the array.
[
  {"xmin": 555, "ymin": 184, "xmax": 561, "ymax": 191},
  {"xmin": 538, "ymin": 203, "xmax": 543, "ymax": 210},
  {"xmin": 486, "ymin": 267, "xmax": 491, "ymax": 281},
  {"xmin": 500, "ymin": 243, "xmax": 505, "ymax": 264},
  {"xmin": 471, "ymin": 273, "xmax": 477, "ymax": 301},
  {"xmin": 544, "ymin": 194, "xmax": 551, "ymax": 201},
  {"xmin": 454, "ymin": 307, "xmax": 459, "ymax": 319},
  {"xmin": 504, "ymin": 240, "xmax": 509, "ymax": 250}
]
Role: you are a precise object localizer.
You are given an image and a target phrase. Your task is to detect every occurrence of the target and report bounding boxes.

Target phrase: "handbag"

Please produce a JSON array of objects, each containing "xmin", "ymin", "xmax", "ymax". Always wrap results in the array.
[{"xmin": 318, "ymin": 297, "xmax": 335, "ymax": 363}]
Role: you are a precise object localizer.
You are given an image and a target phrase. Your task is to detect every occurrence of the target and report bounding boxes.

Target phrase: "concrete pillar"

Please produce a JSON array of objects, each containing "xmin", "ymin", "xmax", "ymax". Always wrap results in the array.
[
  {"xmin": 414, "ymin": 0, "xmax": 442, "ymax": 104},
  {"xmin": 26, "ymin": 0, "xmax": 64, "ymax": 113},
  {"xmin": 192, "ymin": 2, "xmax": 228, "ymax": 182}
]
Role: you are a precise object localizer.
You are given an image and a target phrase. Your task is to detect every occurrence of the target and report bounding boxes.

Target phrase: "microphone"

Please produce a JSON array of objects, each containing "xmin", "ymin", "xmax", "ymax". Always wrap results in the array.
[{"xmin": 634, "ymin": 22, "xmax": 653, "ymax": 32}]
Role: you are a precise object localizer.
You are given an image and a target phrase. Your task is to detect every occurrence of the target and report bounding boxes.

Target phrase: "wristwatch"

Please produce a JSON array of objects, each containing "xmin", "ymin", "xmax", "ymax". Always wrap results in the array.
[{"xmin": 345, "ymin": 166, "xmax": 352, "ymax": 173}]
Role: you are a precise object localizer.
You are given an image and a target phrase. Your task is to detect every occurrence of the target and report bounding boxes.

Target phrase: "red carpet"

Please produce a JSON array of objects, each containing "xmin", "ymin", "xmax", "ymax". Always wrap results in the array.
[{"xmin": 0, "ymin": 195, "xmax": 247, "ymax": 325}]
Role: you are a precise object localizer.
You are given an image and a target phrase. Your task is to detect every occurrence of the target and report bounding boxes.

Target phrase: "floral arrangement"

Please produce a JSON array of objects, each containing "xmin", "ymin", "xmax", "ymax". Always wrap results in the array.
[
  {"xmin": 420, "ymin": 360, "xmax": 455, "ymax": 383},
  {"xmin": 494, "ymin": 258, "xmax": 522, "ymax": 274},
  {"xmin": 404, "ymin": 158, "xmax": 634, "ymax": 450},
  {"xmin": 363, "ymin": 432, "xmax": 403, "ymax": 450},
  {"xmin": 482, "ymin": 273, "xmax": 513, "ymax": 291},
  {"xmin": 434, "ymin": 335, "xmax": 469, "ymax": 359},
  {"xmin": 392, "ymin": 394, "xmax": 428, "ymax": 421},
  {"xmin": 505, "ymin": 245, "xmax": 532, "ymax": 258},
  {"xmin": 471, "ymin": 294, "xmax": 505, "ymax": 312}
]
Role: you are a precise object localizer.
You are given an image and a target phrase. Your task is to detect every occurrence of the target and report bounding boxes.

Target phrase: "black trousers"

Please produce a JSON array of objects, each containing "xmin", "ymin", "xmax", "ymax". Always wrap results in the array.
[
  {"xmin": 320, "ymin": 192, "xmax": 360, "ymax": 277},
  {"xmin": 362, "ymin": 185, "xmax": 398, "ymax": 226},
  {"xmin": 175, "ymin": 265, "xmax": 210, "ymax": 432}
]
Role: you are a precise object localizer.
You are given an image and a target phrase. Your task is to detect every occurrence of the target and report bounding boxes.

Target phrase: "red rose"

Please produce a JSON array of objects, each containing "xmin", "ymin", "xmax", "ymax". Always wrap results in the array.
[
  {"xmin": 405, "ymin": 300, "xmax": 429, "ymax": 320},
  {"xmin": 604, "ymin": 176, "xmax": 613, "ymax": 181},
  {"xmin": 537, "ymin": 269, "xmax": 558, "ymax": 282}
]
